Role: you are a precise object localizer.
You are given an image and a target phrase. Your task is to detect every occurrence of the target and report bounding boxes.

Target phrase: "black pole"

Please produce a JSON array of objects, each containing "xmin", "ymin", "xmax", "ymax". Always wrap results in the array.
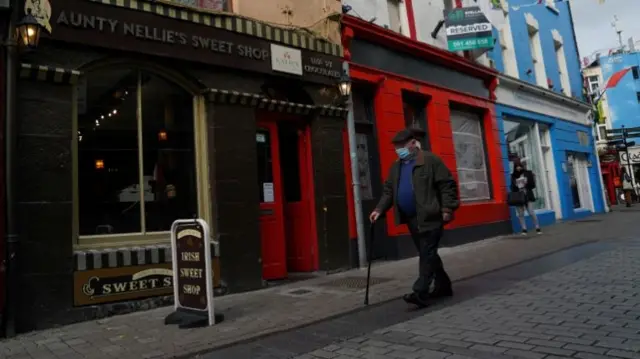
[{"xmin": 3, "ymin": 0, "xmax": 20, "ymax": 338}]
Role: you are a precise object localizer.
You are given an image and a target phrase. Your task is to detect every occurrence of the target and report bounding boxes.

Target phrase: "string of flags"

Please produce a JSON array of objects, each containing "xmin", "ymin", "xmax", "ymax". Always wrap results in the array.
[{"xmin": 489, "ymin": 0, "xmax": 606, "ymax": 11}]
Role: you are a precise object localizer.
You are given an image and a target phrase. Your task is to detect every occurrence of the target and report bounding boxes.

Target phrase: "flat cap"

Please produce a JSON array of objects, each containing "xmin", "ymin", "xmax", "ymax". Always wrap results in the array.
[
  {"xmin": 391, "ymin": 129, "xmax": 415, "ymax": 144},
  {"xmin": 408, "ymin": 127, "xmax": 427, "ymax": 139}
]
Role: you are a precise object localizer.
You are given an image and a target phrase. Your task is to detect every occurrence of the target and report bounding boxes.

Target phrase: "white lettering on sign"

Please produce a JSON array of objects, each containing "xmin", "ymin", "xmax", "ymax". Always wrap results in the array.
[{"xmin": 446, "ymin": 23, "xmax": 492, "ymax": 36}]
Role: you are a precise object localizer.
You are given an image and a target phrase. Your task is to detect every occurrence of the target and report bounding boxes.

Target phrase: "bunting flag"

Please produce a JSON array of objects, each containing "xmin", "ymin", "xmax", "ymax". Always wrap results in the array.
[
  {"xmin": 604, "ymin": 67, "xmax": 631, "ymax": 89},
  {"xmin": 511, "ymin": 0, "xmax": 605, "ymax": 11}
]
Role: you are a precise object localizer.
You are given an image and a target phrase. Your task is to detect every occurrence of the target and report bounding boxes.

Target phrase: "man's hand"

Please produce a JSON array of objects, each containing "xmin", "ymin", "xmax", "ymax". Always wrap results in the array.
[
  {"xmin": 369, "ymin": 210, "xmax": 381, "ymax": 223},
  {"xmin": 442, "ymin": 212, "xmax": 453, "ymax": 223}
]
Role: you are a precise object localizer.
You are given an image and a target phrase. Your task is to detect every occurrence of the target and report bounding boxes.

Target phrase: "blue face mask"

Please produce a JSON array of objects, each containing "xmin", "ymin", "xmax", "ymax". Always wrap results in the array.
[{"xmin": 395, "ymin": 147, "xmax": 410, "ymax": 159}]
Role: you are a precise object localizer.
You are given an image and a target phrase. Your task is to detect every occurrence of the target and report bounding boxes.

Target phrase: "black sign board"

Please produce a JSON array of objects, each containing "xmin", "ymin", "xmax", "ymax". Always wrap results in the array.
[
  {"xmin": 165, "ymin": 219, "xmax": 222, "ymax": 328},
  {"xmin": 46, "ymin": 0, "xmax": 341, "ymax": 85}
]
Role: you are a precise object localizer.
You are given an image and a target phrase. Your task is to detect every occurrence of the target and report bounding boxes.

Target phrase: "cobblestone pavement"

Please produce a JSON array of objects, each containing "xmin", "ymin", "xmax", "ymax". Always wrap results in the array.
[
  {"xmin": 297, "ymin": 240, "xmax": 640, "ymax": 359},
  {"xmin": 1, "ymin": 209, "xmax": 639, "ymax": 359}
]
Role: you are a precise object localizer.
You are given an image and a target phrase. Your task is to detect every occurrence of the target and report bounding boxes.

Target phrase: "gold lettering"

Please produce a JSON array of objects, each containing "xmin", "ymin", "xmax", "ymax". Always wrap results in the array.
[
  {"xmin": 129, "ymin": 281, "xmax": 138, "ymax": 291},
  {"xmin": 179, "ymin": 268, "xmax": 203, "ymax": 278},
  {"xmin": 163, "ymin": 277, "xmax": 172, "ymax": 286},
  {"xmin": 181, "ymin": 252, "xmax": 200, "ymax": 261},
  {"xmin": 182, "ymin": 284, "xmax": 201, "ymax": 295},
  {"xmin": 113, "ymin": 282, "xmax": 127, "ymax": 293},
  {"xmin": 102, "ymin": 284, "xmax": 112, "ymax": 294}
]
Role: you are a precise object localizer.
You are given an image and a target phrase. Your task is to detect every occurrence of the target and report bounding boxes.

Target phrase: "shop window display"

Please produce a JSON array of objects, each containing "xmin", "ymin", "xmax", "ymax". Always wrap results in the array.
[
  {"xmin": 76, "ymin": 69, "xmax": 198, "ymax": 237},
  {"xmin": 450, "ymin": 109, "xmax": 491, "ymax": 202},
  {"xmin": 504, "ymin": 118, "xmax": 547, "ymax": 210}
]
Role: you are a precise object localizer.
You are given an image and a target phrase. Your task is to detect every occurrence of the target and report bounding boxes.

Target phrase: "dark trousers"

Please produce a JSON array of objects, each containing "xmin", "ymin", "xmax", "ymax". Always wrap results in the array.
[{"xmin": 406, "ymin": 217, "xmax": 451, "ymax": 295}]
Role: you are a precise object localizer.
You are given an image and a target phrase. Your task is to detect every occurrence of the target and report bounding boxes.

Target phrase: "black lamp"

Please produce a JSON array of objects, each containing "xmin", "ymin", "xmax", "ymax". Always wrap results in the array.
[
  {"xmin": 337, "ymin": 71, "xmax": 352, "ymax": 98},
  {"xmin": 16, "ymin": 8, "xmax": 45, "ymax": 51}
]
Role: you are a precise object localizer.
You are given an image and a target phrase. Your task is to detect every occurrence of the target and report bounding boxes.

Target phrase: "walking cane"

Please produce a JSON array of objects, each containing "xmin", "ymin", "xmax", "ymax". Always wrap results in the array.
[{"xmin": 364, "ymin": 221, "xmax": 375, "ymax": 306}]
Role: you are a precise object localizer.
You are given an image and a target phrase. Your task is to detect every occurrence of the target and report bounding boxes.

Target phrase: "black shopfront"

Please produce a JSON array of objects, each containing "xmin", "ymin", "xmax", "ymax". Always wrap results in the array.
[{"xmin": 7, "ymin": 0, "xmax": 350, "ymax": 332}]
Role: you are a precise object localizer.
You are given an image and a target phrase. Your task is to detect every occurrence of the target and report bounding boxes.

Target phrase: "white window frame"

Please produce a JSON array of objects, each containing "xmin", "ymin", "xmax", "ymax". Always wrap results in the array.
[
  {"xmin": 525, "ymin": 13, "xmax": 547, "ymax": 88},
  {"xmin": 552, "ymin": 30, "xmax": 571, "ymax": 96},
  {"xmin": 587, "ymin": 75, "xmax": 600, "ymax": 94},
  {"xmin": 538, "ymin": 124, "xmax": 561, "ymax": 218},
  {"xmin": 387, "ymin": 0, "xmax": 402, "ymax": 34},
  {"xmin": 573, "ymin": 155, "xmax": 594, "ymax": 211}
]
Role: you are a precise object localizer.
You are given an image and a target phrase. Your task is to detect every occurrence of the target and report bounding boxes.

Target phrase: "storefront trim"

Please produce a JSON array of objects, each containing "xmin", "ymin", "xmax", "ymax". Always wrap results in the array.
[
  {"xmin": 19, "ymin": 63, "xmax": 81, "ymax": 84},
  {"xmin": 205, "ymin": 88, "xmax": 348, "ymax": 117},
  {"xmin": 342, "ymin": 15, "xmax": 497, "ymax": 82},
  {"xmin": 496, "ymin": 74, "xmax": 591, "ymax": 126},
  {"xmin": 87, "ymin": 0, "xmax": 342, "ymax": 57}
]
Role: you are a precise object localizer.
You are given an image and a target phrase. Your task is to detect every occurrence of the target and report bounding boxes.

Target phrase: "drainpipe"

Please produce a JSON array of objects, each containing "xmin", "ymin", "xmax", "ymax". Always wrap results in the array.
[
  {"xmin": 343, "ymin": 62, "xmax": 367, "ymax": 268},
  {"xmin": 3, "ymin": 0, "xmax": 20, "ymax": 338}
]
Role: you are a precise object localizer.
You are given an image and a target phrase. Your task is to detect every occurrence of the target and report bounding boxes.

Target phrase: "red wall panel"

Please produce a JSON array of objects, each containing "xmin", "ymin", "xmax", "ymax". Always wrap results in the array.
[{"xmin": 348, "ymin": 63, "xmax": 509, "ymax": 238}]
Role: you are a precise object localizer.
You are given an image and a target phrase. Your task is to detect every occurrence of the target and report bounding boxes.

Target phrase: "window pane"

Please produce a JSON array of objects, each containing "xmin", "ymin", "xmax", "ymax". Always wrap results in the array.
[
  {"xmin": 356, "ymin": 133, "xmax": 374, "ymax": 200},
  {"xmin": 78, "ymin": 69, "xmax": 141, "ymax": 235},
  {"xmin": 256, "ymin": 129, "xmax": 273, "ymax": 203},
  {"xmin": 402, "ymin": 92, "xmax": 429, "ymax": 149},
  {"xmin": 505, "ymin": 118, "xmax": 547, "ymax": 210},
  {"xmin": 450, "ymin": 110, "xmax": 490, "ymax": 202},
  {"xmin": 141, "ymin": 71, "xmax": 198, "ymax": 232}
]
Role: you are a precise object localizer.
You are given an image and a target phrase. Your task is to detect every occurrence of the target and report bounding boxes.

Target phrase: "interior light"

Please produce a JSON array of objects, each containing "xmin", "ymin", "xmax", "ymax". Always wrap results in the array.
[
  {"xmin": 158, "ymin": 130, "xmax": 168, "ymax": 141},
  {"xmin": 108, "ymin": 113, "xmax": 112, "ymax": 117},
  {"xmin": 101, "ymin": 115, "xmax": 104, "ymax": 119},
  {"xmin": 112, "ymin": 109, "xmax": 117, "ymax": 115},
  {"xmin": 95, "ymin": 159, "xmax": 105, "ymax": 169}
]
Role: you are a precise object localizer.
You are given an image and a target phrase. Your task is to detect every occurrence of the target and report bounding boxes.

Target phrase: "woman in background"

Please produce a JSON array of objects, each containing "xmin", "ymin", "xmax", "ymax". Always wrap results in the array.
[
  {"xmin": 510, "ymin": 159, "xmax": 541, "ymax": 235},
  {"xmin": 621, "ymin": 166, "xmax": 633, "ymax": 207}
]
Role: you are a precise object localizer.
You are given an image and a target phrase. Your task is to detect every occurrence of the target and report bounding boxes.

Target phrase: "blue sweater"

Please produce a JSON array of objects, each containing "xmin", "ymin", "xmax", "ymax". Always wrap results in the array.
[{"xmin": 397, "ymin": 159, "xmax": 416, "ymax": 217}]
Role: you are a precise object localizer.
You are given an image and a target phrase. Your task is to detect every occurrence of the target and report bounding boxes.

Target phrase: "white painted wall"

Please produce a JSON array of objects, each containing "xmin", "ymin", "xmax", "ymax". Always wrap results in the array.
[
  {"xmin": 343, "ymin": 0, "xmax": 410, "ymax": 37},
  {"xmin": 496, "ymin": 76, "xmax": 591, "ymax": 126}
]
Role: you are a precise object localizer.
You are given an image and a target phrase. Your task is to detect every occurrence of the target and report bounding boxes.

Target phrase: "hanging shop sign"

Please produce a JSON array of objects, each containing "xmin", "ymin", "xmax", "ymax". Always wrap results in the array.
[
  {"xmin": 46, "ymin": 0, "xmax": 341, "ymax": 84},
  {"xmin": 444, "ymin": 6, "xmax": 494, "ymax": 52},
  {"xmin": 619, "ymin": 147, "xmax": 640, "ymax": 164}
]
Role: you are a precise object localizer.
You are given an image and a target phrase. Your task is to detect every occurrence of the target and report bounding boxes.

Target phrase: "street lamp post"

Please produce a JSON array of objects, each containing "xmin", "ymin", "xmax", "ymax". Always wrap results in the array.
[
  {"xmin": 338, "ymin": 64, "xmax": 367, "ymax": 269},
  {"xmin": 3, "ymin": 0, "xmax": 47, "ymax": 337}
]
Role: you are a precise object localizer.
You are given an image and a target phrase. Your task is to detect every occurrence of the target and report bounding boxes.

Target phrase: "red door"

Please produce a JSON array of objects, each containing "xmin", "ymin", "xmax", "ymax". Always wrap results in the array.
[
  {"xmin": 256, "ymin": 120, "xmax": 287, "ymax": 280},
  {"xmin": 282, "ymin": 125, "xmax": 318, "ymax": 272}
]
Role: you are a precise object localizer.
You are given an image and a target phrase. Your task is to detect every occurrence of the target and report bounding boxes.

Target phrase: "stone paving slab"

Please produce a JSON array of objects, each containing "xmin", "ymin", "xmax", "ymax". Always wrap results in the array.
[
  {"xmin": 298, "ymin": 240, "xmax": 640, "ymax": 359},
  {"xmin": 1, "ymin": 210, "xmax": 639, "ymax": 359}
]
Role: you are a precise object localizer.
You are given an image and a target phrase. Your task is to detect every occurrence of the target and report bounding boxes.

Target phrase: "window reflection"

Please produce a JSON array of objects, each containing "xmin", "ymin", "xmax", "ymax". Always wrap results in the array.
[
  {"xmin": 450, "ymin": 109, "xmax": 490, "ymax": 202},
  {"xmin": 504, "ymin": 118, "xmax": 547, "ymax": 210},
  {"xmin": 77, "ymin": 69, "xmax": 197, "ymax": 236}
]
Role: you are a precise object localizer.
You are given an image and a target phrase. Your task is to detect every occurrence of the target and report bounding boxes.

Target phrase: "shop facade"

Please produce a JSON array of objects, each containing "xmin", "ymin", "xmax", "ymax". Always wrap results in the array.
[
  {"xmin": 9, "ymin": 0, "xmax": 347, "ymax": 332},
  {"xmin": 495, "ymin": 75, "xmax": 606, "ymax": 232},
  {"xmin": 341, "ymin": 15, "xmax": 511, "ymax": 264}
]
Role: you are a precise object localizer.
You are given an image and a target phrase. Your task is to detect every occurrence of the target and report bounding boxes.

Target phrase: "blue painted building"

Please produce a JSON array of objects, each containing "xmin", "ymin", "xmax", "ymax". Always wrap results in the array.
[
  {"xmin": 487, "ymin": 0, "xmax": 607, "ymax": 232},
  {"xmin": 597, "ymin": 52, "xmax": 640, "ymax": 129}
]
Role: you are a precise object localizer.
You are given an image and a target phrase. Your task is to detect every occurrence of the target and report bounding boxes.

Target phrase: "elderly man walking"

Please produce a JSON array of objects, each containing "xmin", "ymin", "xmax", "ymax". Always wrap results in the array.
[{"xmin": 369, "ymin": 129, "xmax": 459, "ymax": 308}]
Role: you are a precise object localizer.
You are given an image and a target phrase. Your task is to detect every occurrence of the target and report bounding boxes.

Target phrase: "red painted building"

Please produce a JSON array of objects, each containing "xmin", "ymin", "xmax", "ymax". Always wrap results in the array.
[{"xmin": 341, "ymin": 15, "xmax": 511, "ymax": 263}]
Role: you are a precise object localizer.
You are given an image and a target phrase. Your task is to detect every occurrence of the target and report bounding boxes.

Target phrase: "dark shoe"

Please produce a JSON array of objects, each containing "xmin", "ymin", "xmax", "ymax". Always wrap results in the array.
[
  {"xmin": 431, "ymin": 287, "xmax": 453, "ymax": 298},
  {"xmin": 536, "ymin": 228, "xmax": 542, "ymax": 235},
  {"xmin": 521, "ymin": 230, "xmax": 528, "ymax": 236},
  {"xmin": 403, "ymin": 292, "xmax": 429, "ymax": 308}
]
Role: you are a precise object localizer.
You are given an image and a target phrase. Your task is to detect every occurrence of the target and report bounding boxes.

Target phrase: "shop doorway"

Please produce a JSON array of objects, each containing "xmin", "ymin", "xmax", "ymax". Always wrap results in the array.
[
  {"xmin": 354, "ymin": 124, "xmax": 387, "ymax": 260},
  {"xmin": 256, "ymin": 116, "xmax": 318, "ymax": 280}
]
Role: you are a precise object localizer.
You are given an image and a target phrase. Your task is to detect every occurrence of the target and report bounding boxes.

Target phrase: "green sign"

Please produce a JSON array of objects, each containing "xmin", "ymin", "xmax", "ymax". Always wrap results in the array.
[{"xmin": 444, "ymin": 6, "xmax": 494, "ymax": 52}]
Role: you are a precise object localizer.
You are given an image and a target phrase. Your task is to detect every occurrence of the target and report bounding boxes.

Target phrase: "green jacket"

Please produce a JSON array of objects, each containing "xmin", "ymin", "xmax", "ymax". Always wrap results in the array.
[{"xmin": 375, "ymin": 150, "xmax": 460, "ymax": 232}]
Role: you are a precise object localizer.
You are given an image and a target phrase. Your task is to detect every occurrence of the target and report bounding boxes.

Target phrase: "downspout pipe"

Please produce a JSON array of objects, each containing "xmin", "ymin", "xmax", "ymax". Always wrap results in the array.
[
  {"xmin": 343, "ymin": 62, "xmax": 367, "ymax": 269},
  {"xmin": 3, "ymin": 0, "xmax": 20, "ymax": 338}
]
